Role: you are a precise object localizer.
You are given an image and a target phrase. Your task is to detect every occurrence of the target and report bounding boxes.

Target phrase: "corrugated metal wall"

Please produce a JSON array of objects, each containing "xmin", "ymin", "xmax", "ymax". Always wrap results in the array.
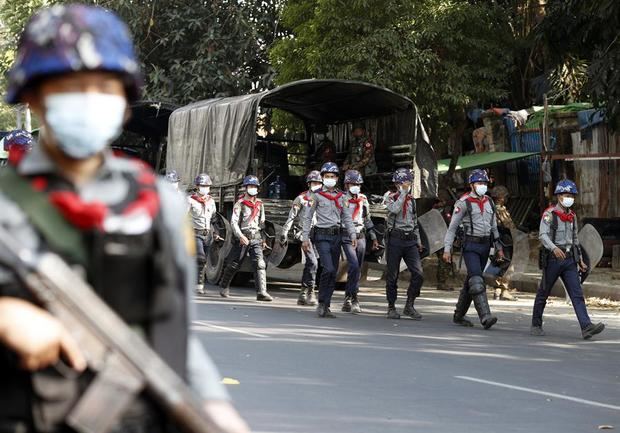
[{"xmin": 572, "ymin": 124, "xmax": 620, "ymax": 218}]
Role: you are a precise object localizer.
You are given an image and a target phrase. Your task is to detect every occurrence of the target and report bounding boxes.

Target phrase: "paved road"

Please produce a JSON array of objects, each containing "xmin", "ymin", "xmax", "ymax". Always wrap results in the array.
[{"xmin": 192, "ymin": 283, "xmax": 620, "ymax": 433}]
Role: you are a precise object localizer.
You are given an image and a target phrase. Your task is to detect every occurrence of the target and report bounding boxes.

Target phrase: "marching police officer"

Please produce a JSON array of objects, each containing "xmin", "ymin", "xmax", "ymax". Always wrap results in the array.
[
  {"xmin": 3, "ymin": 129, "xmax": 34, "ymax": 167},
  {"xmin": 0, "ymin": 5, "xmax": 248, "ymax": 433},
  {"xmin": 219, "ymin": 175, "xmax": 273, "ymax": 302},
  {"xmin": 342, "ymin": 121, "xmax": 377, "ymax": 176},
  {"xmin": 443, "ymin": 169, "xmax": 502, "ymax": 329},
  {"xmin": 302, "ymin": 162, "xmax": 356, "ymax": 318},
  {"xmin": 188, "ymin": 173, "xmax": 217, "ymax": 295},
  {"xmin": 383, "ymin": 168, "xmax": 425, "ymax": 320},
  {"xmin": 341, "ymin": 170, "xmax": 379, "ymax": 313},
  {"xmin": 280, "ymin": 170, "xmax": 323, "ymax": 306},
  {"xmin": 531, "ymin": 180, "xmax": 605, "ymax": 339}
]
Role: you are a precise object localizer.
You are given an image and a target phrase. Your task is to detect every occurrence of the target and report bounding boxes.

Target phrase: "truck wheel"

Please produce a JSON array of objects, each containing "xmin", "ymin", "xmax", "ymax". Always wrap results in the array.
[{"xmin": 206, "ymin": 214, "xmax": 232, "ymax": 285}]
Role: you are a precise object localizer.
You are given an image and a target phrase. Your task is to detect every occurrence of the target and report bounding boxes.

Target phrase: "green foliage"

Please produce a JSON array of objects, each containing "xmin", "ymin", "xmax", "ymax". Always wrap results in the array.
[
  {"xmin": 271, "ymin": 0, "xmax": 514, "ymax": 141},
  {"xmin": 539, "ymin": 0, "xmax": 620, "ymax": 129}
]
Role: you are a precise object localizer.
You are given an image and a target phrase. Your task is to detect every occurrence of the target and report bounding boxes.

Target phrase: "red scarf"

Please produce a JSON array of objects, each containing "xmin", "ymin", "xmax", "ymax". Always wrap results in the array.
[
  {"xmin": 465, "ymin": 194, "xmax": 488, "ymax": 213},
  {"xmin": 318, "ymin": 191, "xmax": 343, "ymax": 210},
  {"xmin": 349, "ymin": 196, "xmax": 363, "ymax": 219},
  {"xmin": 191, "ymin": 193, "xmax": 207, "ymax": 204},
  {"xmin": 552, "ymin": 208, "xmax": 575, "ymax": 223},
  {"xmin": 392, "ymin": 192, "xmax": 411, "ymax": 218},
  {"xmin": 242, "ymin": 199, "xmax": 262, "ymax": 223}
]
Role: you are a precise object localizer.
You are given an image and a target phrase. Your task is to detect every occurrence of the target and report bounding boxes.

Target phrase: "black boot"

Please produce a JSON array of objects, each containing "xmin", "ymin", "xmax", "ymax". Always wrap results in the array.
[
  {"xmin": 453, "ymin": 289, "xmax": 474, "ymax": 327},
  {"xmin": 387, "ymin": 305, "xmax": 401, "ymax": 319},
  {"xmin": 473, "ymin": 292, "xmax": 497, "ymax": 329},
  {"xmin": 402, "ymin": 296, "xmax": 422, "ymax": 320},
  {"xmin": 582, "ymin": 322, "xmax": 605, "ymax": 339},
  {"xmin": 341, "ymin": 295, "xmax": 352, "ymax": 312},
  {"xmin": 219, "ymin": 261, "xmax": 239, "ymax": 298}
]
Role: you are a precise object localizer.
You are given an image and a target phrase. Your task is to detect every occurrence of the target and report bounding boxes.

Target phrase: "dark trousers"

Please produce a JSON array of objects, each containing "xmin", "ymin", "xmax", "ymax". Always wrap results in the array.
[
  {"xmin": 195, "ymin": 232, "xmax": 212, "ymax": 284},
  {"xmin": 532, "ymin": 257, "xmax": 592, "ymax": 329},
  {"xmin": 301, "ymin": 240, "xmax": 319, "ymax": 289},
  {"xmin": 227, "ymin": 239, "xmax": 266, "ymax": 270},
  {"xmin": 314, "ymin": 233, "xmax": 341, "ymax": 306},
  {"xmin": 385, "ymin": 236, "xmax": 423, "ymax": 306},
  {"xmin": 342, "ymin": 236, "xmax": 366, "ymax": 296}
]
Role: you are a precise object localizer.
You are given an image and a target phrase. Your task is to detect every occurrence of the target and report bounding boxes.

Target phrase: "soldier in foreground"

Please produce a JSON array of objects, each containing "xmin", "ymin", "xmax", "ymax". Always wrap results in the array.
[
  {"xmin": 443, "ymin": 169, "xmax": 503, "ymax": 329},
  {"xmin": 341, "ymin": 170, "xmax": 379, "ymax": 313},
  {"xmin": 188, "ymin": 173, "xmax": 217, "ymax": 295},
  {"xmin": 302, "ymin": 162, "xmax": 356, "ymax": 318},
  {"xmin": 219, "ymin": 175, "xmax": 272, "ymax": 301},
  {"xmin": 0, "ymin": 5, "xmax": 248, "ymax": 433},
  {"xmin": 531, "ymin": 180, "xmax": 605, "ymax": 339},
  {"xmin": 280, "ymin": 170, "xmax": 323, "ymax": 306},
  {"xmin": 383, "ymin": 168, "xmax": 425, "ymax": 320}
]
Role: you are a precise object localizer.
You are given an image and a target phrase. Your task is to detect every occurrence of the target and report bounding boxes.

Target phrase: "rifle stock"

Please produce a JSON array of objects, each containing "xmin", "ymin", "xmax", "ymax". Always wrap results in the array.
[{"xmin": 0, "ymin": 227, "xmax": 227, "ymax": 433}]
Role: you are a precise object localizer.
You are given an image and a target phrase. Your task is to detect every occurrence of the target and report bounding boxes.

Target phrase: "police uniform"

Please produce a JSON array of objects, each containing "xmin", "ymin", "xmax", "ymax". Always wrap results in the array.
[
  {"xmin": 4, "ymin": 129, "xmax": 34, "ymax": 167},
  {"xmin": 532, "ymin": 188, "xmax": 604, "ymax": 339},
  {"xmin": 444, "ymin": 170, "xmax": 500, "ymax": 328},
  {"xmin": 219, "ymin": 178, "xmax": 272, "ymax": 301},
  {"xmin": 187, "ymin": 184, "xmax": 217, "ymax": 292},
  {"xmin": 0, "ymin": 6, "xmax": 229, "ymax": 432},
  {"xmin": 303, "ymin": 167, "xmax": 356, "ymax": 317},
  {"xmin": 341, "ymin": 187, "xmax": 376, "ymax": 312},
  {"xmin": 384, "ymin": 178, "xmax": 424, "ymax": 319},
  {"xmin": 281, "ymin": 189, "xmax": 318, "ymax": 305}
]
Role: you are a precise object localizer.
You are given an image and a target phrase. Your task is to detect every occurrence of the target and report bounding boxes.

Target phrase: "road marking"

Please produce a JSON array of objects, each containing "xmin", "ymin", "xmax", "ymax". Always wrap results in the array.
[
  {"xmin": 221, "ymin": 377, "xmax": 240, "ymax": 385},
  {"xmin": 455, "ymin": 376, "xmax": 620, "ymax": 411},
  {"xmin": 193, "ymin": 320, "xmax": 268, "ymax": 338}
]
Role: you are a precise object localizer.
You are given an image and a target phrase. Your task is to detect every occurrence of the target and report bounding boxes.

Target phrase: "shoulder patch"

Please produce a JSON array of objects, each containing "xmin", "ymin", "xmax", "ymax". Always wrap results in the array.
[
  {"xmin": 454, "ymin": 206, "xmax": 461, "ymax": 214},
  {"xmin": 543, "ymin": 212, "xmax": 552, "ymax": 223}
]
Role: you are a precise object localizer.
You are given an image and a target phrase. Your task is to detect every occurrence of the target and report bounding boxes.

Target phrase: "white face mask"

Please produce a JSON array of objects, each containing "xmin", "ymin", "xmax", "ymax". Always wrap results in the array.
[
  {"xmin": 45, "ymin": 92, "xmax": 127, "ymax": 159},
  {"xmin": 247, "ymin": 187, "xmax": 258, "ymax": 196},
  {"xmin": 323, "ymin": 178, "xmax": 337, "ymax": 188},
  {"xmin": 199, "ymin": 186, "xmax": 210, "ymax": 195},
  {"xmin": 562, "ymin": 197, "xmax": 575, "ymax": 208},
  {"xmin": 349, "ymin": 185, "xmax": 361, "ymax": 195},
  {"xmin": 310, "ymin": 184, "xmax": 322, "ymax": 192},
  {"xmin": 475, "ymin": 184, "xmax": 488, "ymax": 196}
]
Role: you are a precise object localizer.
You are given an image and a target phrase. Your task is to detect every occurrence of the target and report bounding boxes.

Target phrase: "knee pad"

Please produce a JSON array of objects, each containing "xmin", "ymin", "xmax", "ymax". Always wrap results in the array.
[{"xmin": 467, "ymin": 275, "xmax": 486, "ymax": 295}]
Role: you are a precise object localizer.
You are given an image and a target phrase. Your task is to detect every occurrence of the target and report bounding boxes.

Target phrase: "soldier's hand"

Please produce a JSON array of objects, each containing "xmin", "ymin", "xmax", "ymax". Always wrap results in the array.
[
  {"xmin": 372, "ymin": 239, "xmax": 380, "ymax": 251},
  {"xmin": 239, "ymin": 235, "xmax": 250, "ymax": 246},
  {"xmin": 279, "ymin": 233, "xmax": 287, "ymax": 245},
  {"xmin": 418, "ymin": 244, "xmax": 425, "ymax": 253},
  {"xmin": 203, "ymin": 400, "xmax": 250, "ymax": 433},
  {"xmin": 302, "ymin": 240, "xmax": 311, "ymax": 252},
  {"xmin": 442, "ymin": 251, "xmax": 452, "ymax": 263},
  {"xmin": 552, "ymin": 248, "xmax": 566, "ymax": 260},
  {"xmin": 0, "ymin": 298, "xmax": 86, "ymax": 372},
  {"xmin": 579, "ymin": 260, "xmax": 588, "ymax": 273},
  {"xmin": 352, "ymin": 238, "xmax": 358, "ymax": 248},
  {"xmin": 497, "ymin": 249, "xmax": 505, "ymax": 260}
]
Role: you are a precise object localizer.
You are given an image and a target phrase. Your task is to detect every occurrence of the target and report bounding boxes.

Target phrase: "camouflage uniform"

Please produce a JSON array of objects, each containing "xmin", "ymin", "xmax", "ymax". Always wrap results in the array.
[
  {"xmin": 490, "ymin": 186, "xmax": 517, "ymax": 300},
  {"xmin": 343, "ymin": 136, "xmax": 377, "ymax": 176},
  {"xmin": 433, "ymin": 196, "xmax": 455, "ymax": 291}
]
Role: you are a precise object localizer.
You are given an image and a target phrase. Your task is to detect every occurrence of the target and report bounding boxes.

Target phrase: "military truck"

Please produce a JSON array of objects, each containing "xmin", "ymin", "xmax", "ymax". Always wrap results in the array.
[{"xmin": 166, "ymin": 79, "xmax": 446, "ymax": 284}]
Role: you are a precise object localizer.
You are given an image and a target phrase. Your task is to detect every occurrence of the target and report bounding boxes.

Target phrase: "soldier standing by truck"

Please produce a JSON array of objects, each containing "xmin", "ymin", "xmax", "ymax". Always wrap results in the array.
[
  {"xmin": 302, "ymin": 162, "xmax": 356, "ymax": 318},
  {"xmin": 280, "ymin": 170, "xmax": 323, "ymax": 306}
]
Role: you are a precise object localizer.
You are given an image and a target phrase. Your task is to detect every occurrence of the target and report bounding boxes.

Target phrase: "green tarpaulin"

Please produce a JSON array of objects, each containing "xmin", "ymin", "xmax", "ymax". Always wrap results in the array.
[{"xmin": 438, "ymin": 152, "xmax": 539, "ymax": 174}]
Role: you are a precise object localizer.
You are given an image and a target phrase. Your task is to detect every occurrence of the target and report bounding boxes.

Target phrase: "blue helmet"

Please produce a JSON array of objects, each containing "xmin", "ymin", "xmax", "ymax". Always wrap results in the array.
[
  {"xmin": 344, "ymin": 169, "xmax": 363, "ymax": 184},
  {"xmin": 320, "ymin": 162, "xmax": 339, "ymax": 174},
  {"xmin": 5, "ymin": 4, "xmax": 142, "ymax": 104},
  {"xmin": 306, "ymin": 170, "xmax": 322, "ymax": 183},
  {"xmin": 392, "ymin": 168, "xmax": 413, "ymax": 184},
  {"xmin": 165, "ymin": 170, "xmax": 180, "ymax": 183},
  {"xmin": 468, "ymin": 169, "xmax": 490, "ymax": 184},
  {"xmin": 194, "ymin": 173, "xmax": 212, "ymax": 186},
  {"xmin": 3, "ymin": 129, "xmax": 34, "ymax": 151},
  {"xmin": 554, "ymin": 179, "xmax": 578, "ymax": 195},
  {"xmin": 242, "ymin": 175, "xmax": 260, "ymax": 186}
]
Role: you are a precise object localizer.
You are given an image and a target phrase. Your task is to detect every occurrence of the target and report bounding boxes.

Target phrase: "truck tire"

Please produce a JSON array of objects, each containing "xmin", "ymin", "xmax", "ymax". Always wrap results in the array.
[{"xmin": 206, "ymin": 213, "xmax": 233, "ymax": 285}]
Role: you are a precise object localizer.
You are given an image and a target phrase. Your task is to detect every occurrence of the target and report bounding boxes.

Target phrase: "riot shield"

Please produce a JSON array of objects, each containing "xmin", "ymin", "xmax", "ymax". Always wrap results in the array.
[
  {"xmin": 578, "ymin": 223, "xmax": 604, "ymax": 283},
  {"xmin": 417, "ymin": 209, "xmax": 448, "ymax": 258}
]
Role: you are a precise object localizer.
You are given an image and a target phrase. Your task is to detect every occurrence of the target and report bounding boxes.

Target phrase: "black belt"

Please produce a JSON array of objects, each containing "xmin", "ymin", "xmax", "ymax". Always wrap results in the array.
[
  {"xmin": 343, "ymin": 229, "xmax": 366, "ymax": 239},
  {"xmin": 464, "ymin": 235, "xmax": 490, "ymax": 244},
  {"xmin": 314, "ymin": 226, "xmax": 341, "ymax": 236},
  {"xmin": 194, "ymin": 229, "xmax": 210, "ymax": 236},
  {"xmin": 389, "ymin": 228, "xmax": 416, "ymax": 241},
  {"xmin": 241, "ymin": 229, "xmax": 262, "ymax": 240}
]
